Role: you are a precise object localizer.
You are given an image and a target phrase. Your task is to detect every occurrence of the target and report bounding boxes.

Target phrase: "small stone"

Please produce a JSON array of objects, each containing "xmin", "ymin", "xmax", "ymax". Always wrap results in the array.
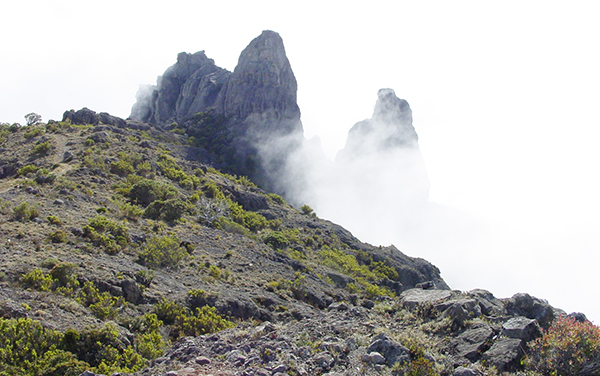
[
  {"xmin": 272, "ymin": 364, "xmax": 288, "ymax": 373},
  {"xmin": 314, "ymin": 352, "xmax": 335, "ymax": 369},
  {"xmin": 195, "ymin": 356, "xmax": 211, "ymax": 365},
  {"xmin": 53, "ymin": 199, "xmax": 64, "ymax": 205}
]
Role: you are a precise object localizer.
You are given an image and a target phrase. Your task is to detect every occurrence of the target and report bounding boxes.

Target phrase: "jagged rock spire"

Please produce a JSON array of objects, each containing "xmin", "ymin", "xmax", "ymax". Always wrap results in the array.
[{"xmin": 337, "ymin": 88, "xmax": 419, "ymax": 162}]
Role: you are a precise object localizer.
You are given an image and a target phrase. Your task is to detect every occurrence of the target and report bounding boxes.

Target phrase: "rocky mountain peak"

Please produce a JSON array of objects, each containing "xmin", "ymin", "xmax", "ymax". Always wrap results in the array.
[
  {"xmin": 216, "ymin": 30, "xmax": 301, "ymax": 136},
  {"xmin": 338, "ymin": 89, "xmax": 419, "ymax": 162},
  {"xmin": 130, "ymin": 30, "xmax": 301, "ymax": 137}
]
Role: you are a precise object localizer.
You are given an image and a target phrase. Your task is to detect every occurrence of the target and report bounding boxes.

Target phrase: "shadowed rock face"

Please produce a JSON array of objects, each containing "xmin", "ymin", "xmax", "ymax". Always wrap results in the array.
[
  {"xmin": 130, "ymin": 30, "xmax": 302, "ymax": 139},
  {"xmin": 216, "ymin": 30, "xmax": 302, "ymax": 136},
  {"xmin": 129, "ymin": 30, "xmax": 304, "ymax": 196}
]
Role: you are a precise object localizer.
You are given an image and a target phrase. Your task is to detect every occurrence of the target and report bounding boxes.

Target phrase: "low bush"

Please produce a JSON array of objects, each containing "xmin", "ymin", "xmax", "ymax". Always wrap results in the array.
[
  {"xmin": 137, "ymin": 235, "xmax": 188, "ymax": 268},
  {"xmin": 144, "ymin": 198, "xmax": 188, "ymax": 222},
  {"xmin": 152, "ymin": 298, "xmax": 233, "ymax": 340},
  {"xmin": 525, "ymin": 316, "xmax": 600, "ymax": 375},
  {"xmin": 21, "ymin": 268, "xmax": 53, "ymax": 291},
  {"xmin": 82, "ymin": 215, "xmax": 129, "ymax": 254},
  {"xmin": 129, "ymin": 179, "xmax": 179, "ymax": 206},
  {"xmin": 13, "ymin": 202, "xmax": 39, "ymax": 221}
]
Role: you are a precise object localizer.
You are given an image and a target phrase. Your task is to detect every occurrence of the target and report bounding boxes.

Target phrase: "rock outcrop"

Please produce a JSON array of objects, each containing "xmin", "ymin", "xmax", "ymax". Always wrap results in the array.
[
  {"xmin": 130, "ymin": 30, "xmax": 301, "ymax": 136},
  {"xmin": 130, "ymin": 30, "xmax": 303, "ymax": 196},
  {"xmin": 337, "ymin": 88, "xmax": 419, "ymax": 161}
]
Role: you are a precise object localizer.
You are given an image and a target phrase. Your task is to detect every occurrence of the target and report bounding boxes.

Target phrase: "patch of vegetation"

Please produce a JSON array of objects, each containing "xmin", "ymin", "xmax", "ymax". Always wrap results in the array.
[
  {"xmin": 525, "ymin": 316, "xmax": 600, "ymax": 375},
  {"xmin": 157, "ymin": 153, "xmax": 200, "ymax": 189},
  {"xmin": 144, "ymin": 198, "xmax": 189, "ymax": 222},
  {"xmin": 17, "ymin": 164, "xmax": 38, "ymax": 177},
  {"xmin": 129, "ymin": 178, "xmax": 179, "ymax": 206},
  {"xmin": 82, "ymin": 215, "xmax": 130, "ymax": 254},
  {"xmin": 152, "ymin": 298, "xmax": 234, "ymax": 340},
  {"xmin": 13, "ymin": 202, "xmax": 39, "ymax": 221},
  {"xmin": 137, "ymin": 235, "xmax": 189, "ymax": 268},
  {"xmin": 76, "ymin": 281, "xmax": 125, "ymax": 320},
  {"xmin": 31, "ymin": 140, "xmax": 53, "ymax": 155}
]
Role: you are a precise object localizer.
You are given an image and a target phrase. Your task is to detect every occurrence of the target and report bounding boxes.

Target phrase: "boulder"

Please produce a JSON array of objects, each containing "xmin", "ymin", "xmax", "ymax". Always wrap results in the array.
[
  {"xmin": 400, "ymin": 288, "xmax": 452, "ymax": 310},
  {"xmin": 501, "ymin": 316, "xmax": 542, "ymax": 341},
  {"xmin": 504, "ymin": 293, "xmax": 556, "ymax": 328},
  {"xmin": 366, "ymin": 333, "xmax": 411, "ymax": 366},
  {"xmin": 467, "ymin": 289, "xmax": 505, "ymax": 316},
  {"xmin": 447, "ymin": 322, "xmax": 495, "ymax": 363},
  {"xmin": 452, "ymin": 366, "xmax": 483, "ymax": 376},
  {"xmin": 481, "ymin": 337, "xmax": 524, "ymax": 372}
]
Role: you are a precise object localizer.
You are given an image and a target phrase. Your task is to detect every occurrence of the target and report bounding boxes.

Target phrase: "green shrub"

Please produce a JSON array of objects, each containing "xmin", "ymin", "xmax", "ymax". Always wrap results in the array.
[
  {"xmin": 300, "ymin": 204, "xmax": 315, "ymax": 216},
  {"xmin": 202, "ymin": 180, "xmax": 225, "ymax": 199},
  {"xmin": 76, "ymin": 281, "xmax": 124, "ymax": 321},
  {"xmin": 137, "ymin": 235, "xmax": 188, "ymax": 268},
  {"xmin": 129, "ymin": 179, "xmax": 178, "ymax": 206},
  {"xmin": 156, "ymin": 153, "xmax": 200, "ymax": 189},
  {"xmin": 118, "ymin": 201, "xmax": 144, "ymax": 221},
  {"xmin": 0, "ymin": 317, "xmax": 88, "ymax": 376},
  {"xmin": 525, "ymin": 316, "xmax": 600, "ymax": 376},
  {"xmin": 110, "ymin": 160, "xmax": 134, "ymax": 177},
  {"xmin": 49, "ymin": 262, "xmax": 78, "ymax": 288},
  {"xmin": 47, "ymin": 215, "xmax": 62, "ymax": 226},
  {"xmin": 48, "ymin": 230, "xmax": 68, "ymax": 243},
  {"xmin": 68, "ymin": 323, "xmax": 145, "ymax": 373},
  {"xmin": 152, "ymin": 298, "xmax": 233, "ymax": 340},
  {"xmin": 23, "ymin": 126, "xmax": 45, "ymax": 139},
  {"xmin": 17, "ymin": 164, "xmax": 38, "ymax": 176},
  {"xmin": 266, "ymin": 193, "xmax": 285, "ymax": 205},
  {"xmin": 32, "ymin": 140, "xmax": 53, "ymax": 155},
  {"xmin": 144, "ymin": 198, "xmax": 188, "ymax": 222},
  {"xmin": 82, "ymin": 215, "xmax": 129, "ymax": 254},
  {"xmin": 21, "ymin": 268, "xmax": 53, "ymax": 291},
  {"xmin": 82, "ymin": 154, "xmax": 107, "ymax": 172},
  {"xmin": 13, "ymin": 202, "xmax": 39, "ymax": 221},
  {"xmin": 134, "ymin": 269, "xmax": 155, "ymax": 287},
  {"xmin": 263, "ymin": 231, "xmax": 291, "ymax": 250}
]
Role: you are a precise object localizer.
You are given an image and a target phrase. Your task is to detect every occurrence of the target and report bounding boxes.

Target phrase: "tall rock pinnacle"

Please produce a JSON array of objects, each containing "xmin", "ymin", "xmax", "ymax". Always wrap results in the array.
[
  {"xmin": 130, "ymin": 30, "xmax": 302, "ymax": 138},
  {"xmin": 129, "ymin": 30, "xmax": 304, "ymax": 196},
  {"xmin": 335, "ymin": 88, "xmax": 430, "ymax": 201},
  {"xmin": 216, "ymin": 30, "xmax": 302, "ymax": 136},
  {"xmin": 337, "ymin": 88, "xmax": 419, "ymax": 162}
]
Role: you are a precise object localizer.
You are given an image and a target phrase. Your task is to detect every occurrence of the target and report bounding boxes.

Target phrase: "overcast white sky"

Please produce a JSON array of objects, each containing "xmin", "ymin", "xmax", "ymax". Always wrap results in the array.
[{"xmin": 2, "ymin": 1, "xmax": 600, "ymax": 322}]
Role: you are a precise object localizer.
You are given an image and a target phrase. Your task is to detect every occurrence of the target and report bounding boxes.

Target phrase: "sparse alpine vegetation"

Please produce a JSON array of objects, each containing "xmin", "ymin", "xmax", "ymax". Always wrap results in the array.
[{"xmin": 0, "ymin": 113, "xmax": 596, "ymax": 376}]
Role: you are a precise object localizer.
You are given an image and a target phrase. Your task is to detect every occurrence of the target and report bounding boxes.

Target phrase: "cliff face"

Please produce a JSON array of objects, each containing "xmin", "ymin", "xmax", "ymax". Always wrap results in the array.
[
  {"xmin": 130, "ymin": 30, "xmax": 301, "ymax": 137},
  {"xmin": 215, "ymin": 30, "xmax": 302, "ymax": 137},
  {"xmin": 130, "ymin": 31, "xmax": 304, "ymax": 197}
]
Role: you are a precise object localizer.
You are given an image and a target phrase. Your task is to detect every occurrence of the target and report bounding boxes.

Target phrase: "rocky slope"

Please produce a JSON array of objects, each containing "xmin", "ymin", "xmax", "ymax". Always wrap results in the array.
[
  {"xmin": 0, "ymin": 109, "xmax": 588, "ymax": 376},
  {"xmin": 0, "ymin": 30, "xmax": 594, "ymax": 376}
]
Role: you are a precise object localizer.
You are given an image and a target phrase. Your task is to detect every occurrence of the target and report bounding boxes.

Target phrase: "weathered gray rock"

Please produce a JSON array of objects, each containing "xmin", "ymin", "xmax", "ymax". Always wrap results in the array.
[
  {"xmin": 437, "ymin": 298, "xmax": 482, "ymax": 324},
  {"xmin": 467, "ymin": 289, "xmax": 505, "ymax": 316},
  {"xmin": 63, "ymin": 108, "xmax": 126, "ymax": 127},
  {"xmin": 366, "ymin": 333, "xmax": 411, "ymax": 366},
  {"xmin": 216, "ymin": 30, "xmax": 301, "ymax": 136},
  {"xmin": 481, "ymin": 337, "xmax": 524, "ymax": 372},
  {"xmin": 120, "ymin": 279, "xmax": 142, "ymax": 304},
  {"xmin": 504, "ymin": 293, "xmax": 556, "ymax": 328},
  {"xmin": 338, "ymin": 88, "xmax": 418, "ymax": 162},
  {"xmin": 447, "ymin": 322, "xmax": 495, "ymax": 363},
  {"xmin": 452, "ymin": 366, "xmax": 483, "ymax": 376},
  {"xmin": 400, "ymin": 288, "xmax": 452, "ymax": 310},
  {"xmin": 362, "ymin": 351, "xmax": 386, "ymax": 364},
  {"xmin": 502, "ymin": 316, "xmax": 542, "ymax": 341},
  {"xmin": 313, "ymin": 351, "xmax": 335, "ymax": 369}
]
